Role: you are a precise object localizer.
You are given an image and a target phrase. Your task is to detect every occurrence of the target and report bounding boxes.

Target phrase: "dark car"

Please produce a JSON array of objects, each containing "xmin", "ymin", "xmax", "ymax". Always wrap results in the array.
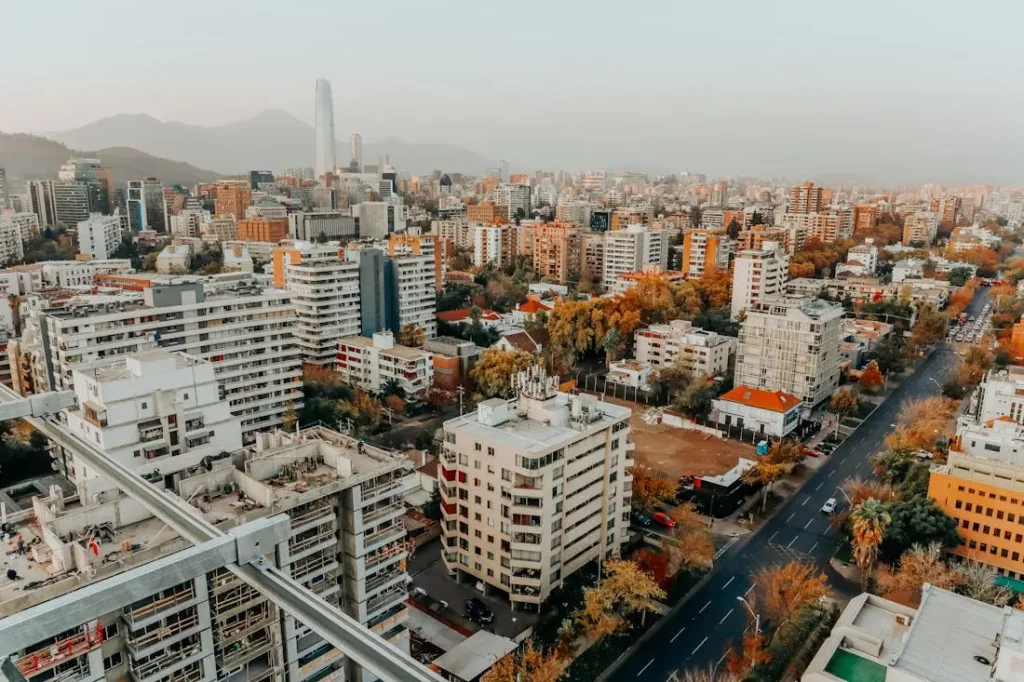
[
  {"xmin": 631, "ymin": 510, "xmax": 653, "ymax": 526},
  {"xmin": 465, "ymin": 597, "xmax": 494, "ymax": 624}
]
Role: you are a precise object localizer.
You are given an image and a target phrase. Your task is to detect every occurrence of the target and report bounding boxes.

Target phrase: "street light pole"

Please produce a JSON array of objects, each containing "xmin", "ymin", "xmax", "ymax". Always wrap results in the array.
[
  {"xmin": 736, "ymin": 595, "xmax": 760, "ymax": 636},
  {"xmin": 835, "ymin": 487, "xmax": 853, "ymax": 505}
]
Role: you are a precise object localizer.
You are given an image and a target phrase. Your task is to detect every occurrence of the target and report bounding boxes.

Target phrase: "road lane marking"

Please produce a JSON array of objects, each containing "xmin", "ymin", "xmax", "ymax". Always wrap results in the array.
[
  {"xmin": 637, "ymin": 659, "xmax": 654, "ymax": 677},
  {"xmin": 699, "ymin": 600, "xmax": 712, "ymax": 613},
  {"xmin": 667, "ymin": 671, "xmax": 679, "ymax": 682},
  {"xmin": 692, "ymin": 637, "xmax": 708, "ymax": 655},
  {"xmin": 787, "ymin": 536, "xmax": 798, "ymax": 548},
  {"xmin": 828, "ymin": 470, "xmax": 835, "ymax": 478},
  {"xmin": 717, "ymin": 651, "xmax": 728, "ymax": 666},
  {"xmin": 804, "ymin": 518, "xmax": 813, "ymax": 530},
  {"xmin": 786, "ymin": 512, "xmax": 795, "ymax": 523},
  {"xmin": 814, "ymin": 482, "xmax": 823, "ymax": 491},
  {"xmin": 768, "ymin": 530, "xmax": 779, "ymax": 542},
  {"xmin": 670, "ymin": 627, "xmax": 686, "ymax": 643},
  {"xmin": 722, "ymin": 576, "xmax": 735, "ymax": 590},
  {"xmin": 719, "ymin": 608, "xmax": 734, "ymax": 625},
  {"xmin": 801, "ymin": 496, "xmax": 809, "ymax": 506},
  {"xmin": 745, "ymin": 584, "xmax": 755, "ymax": 596},
  {"xmin": 810, "ymin": 541, "xmax": 819, "ymax": 553}
]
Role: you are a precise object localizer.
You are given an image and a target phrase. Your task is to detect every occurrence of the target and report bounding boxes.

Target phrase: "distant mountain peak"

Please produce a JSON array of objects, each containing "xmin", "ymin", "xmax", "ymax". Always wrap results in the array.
[{"xmin": 248, "ymin": 109, "xmax": 307, "ymax": 126}]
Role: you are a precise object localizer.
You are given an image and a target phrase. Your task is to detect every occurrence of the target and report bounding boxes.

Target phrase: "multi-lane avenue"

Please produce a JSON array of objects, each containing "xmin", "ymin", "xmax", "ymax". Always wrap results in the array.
[{"xmin": 607, "ymin": 292, "xmax": 988, "ymax": 682}]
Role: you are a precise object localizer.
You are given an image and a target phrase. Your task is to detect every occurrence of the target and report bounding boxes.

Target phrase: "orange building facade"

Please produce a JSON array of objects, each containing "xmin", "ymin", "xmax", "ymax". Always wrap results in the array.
[
  {"xmin": 1011, "ymin": 316, "xmax": 1024, "ymax": 363},
  {"xmin": 531, "ymin": 223, "xmax": 581, "ymax": 284},
  {"xmin": 214, "ymin": 182, "xmax": 252, "ymax": 218},
  {"xmin": 239, "ymin": 217, "xmax": 288, "ymax": 243},
  {"xmin": 853, "ymin": 204, "xmax": 878, "ymax": 234}
]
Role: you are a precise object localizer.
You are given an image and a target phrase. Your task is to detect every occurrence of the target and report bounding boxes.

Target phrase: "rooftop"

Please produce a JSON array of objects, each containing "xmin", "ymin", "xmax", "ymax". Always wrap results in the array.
[
  {"xmin": 432, "ymin": 630, "xmax": 517, "ymax": 681},
  {"xmin": 718, "ymin": 386, "xmax": 801, "ymax": 413}
]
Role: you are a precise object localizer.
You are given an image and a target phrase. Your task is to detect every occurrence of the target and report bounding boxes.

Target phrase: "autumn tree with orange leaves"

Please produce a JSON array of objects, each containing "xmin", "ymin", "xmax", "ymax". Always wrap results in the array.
[
  {"xmin": 875, "ymin": 543, "xmax": 963, "ymax": 607},
  {"xmin": 628, "ymin": 464, "xmax": 677, "ymax": 510},
  {"xmin": 858, "ymin": 360, "xmax": 885, "ymax": 393},
  {"xmin": 885, "ymin": 396, "xmax": 956, "ymax": 452},
  {"xmin": 576, "ymin": 559, "xmax": 666, "ymax": 638},
  {"xmin": 667, "ymin": 502, "xmax": 716, "ymax": 572},
  {"xmin": 481, "ymin": 642, "xmax": 566, "ymax": 682},
  {"xmin": 752, "ymin": 561, "xmax": 830, "ymax": 626},
  {"xmin": 725, "ymin": 633, "xmax": 771, "ymax": 677}
]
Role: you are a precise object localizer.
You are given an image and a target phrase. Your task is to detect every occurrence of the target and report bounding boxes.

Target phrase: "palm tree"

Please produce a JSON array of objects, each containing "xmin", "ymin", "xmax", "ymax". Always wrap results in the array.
[{"xmin": 851, "ymin": 498, "xmax": 891, "ymax": 580}]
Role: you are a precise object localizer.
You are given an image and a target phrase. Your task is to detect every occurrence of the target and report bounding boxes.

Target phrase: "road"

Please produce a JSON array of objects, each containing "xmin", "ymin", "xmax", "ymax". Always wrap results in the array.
[{"xmin": 608, "ymin": 291, "xmax": 988, "ymax": 682}]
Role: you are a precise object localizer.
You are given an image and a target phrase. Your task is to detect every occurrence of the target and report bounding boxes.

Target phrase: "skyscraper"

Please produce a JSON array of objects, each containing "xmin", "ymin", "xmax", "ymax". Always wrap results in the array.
[
  {"xmin": 127, "ymin": 177, "xmax": 168, "ymax": 232},
  {"xmin": 350, "ymin": 133, "xmax": 363, "ymax": 171},
  {"xmin": 58, "ymin": 157, "xmax": 113, "ymax": 214},
  {"xmin": 314, "ymin": 78, "xmax": 337, "ymax": 178}
]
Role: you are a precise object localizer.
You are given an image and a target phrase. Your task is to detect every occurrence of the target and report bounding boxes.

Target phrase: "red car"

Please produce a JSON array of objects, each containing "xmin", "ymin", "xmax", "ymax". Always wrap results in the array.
[{"xmin": 651, "ymin": 511, "xmax": 676, "ymax": 528}]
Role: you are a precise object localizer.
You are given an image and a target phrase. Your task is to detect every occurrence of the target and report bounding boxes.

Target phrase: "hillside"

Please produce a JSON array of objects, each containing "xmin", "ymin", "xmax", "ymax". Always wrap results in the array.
[
  {"xmin": 49, "ymin": 111, "xmax": 497, "ymax": 176},
  {"xmin": 0, "ymin": 132, "xmax": 220, "ymax": 187}
]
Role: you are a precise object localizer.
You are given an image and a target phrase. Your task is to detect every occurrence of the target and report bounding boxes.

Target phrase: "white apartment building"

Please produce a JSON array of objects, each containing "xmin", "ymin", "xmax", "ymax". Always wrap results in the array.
[
  {"xmin": 680, "ymin": 229, "xmax": 732, "ymax": 279},
  {"xmin": 735, "ymin": 295, "xmax": 844, "ymax": 405},
  {"xmin": 78, "ymin": 213, "xmax": 123, "ymax": 260},
  {"xmin": 356, "ymin": 202, "xmax": 390, "ymax": 240},
  {"xmin": 494, "ymin": 183, "xmax": 531, "ymax": 221},
  {"xmin": 836, "ymin": 240, "xmax": 879, "ymax": 277},
  {"xmin": 64, "ymin": 350, "xmax": 243, "ymax": 496},
  {"xmin": 731, "ymin": 240, "xmax": 788, "ymax": 319},
  {"xmin": 432, "ymin": 219, "xmax": 472, "ymax": 249},
  {"xmin": 390, "ymin": 254, "xmax": 437, "ymax": 339},
  {"xmin": 633, "ymin": 319, "xmax": 736, "ymax": 378},
  {"xmin": 473, "ymin": 225, "xmax": 508, "ymax": 267},
  {"xmin": 975, "ymin": 366, "xmax": 1024, "ymax": 425},
  {"xmin": 440, "ymin": 367, "xmax": 633, "ymax": 609},
  {"xmin": 337, "ymin": 332, "xmax": 432, "ymax": 396},
  {"xmin": 275, "ymin": 242, "xmax": 361, "ymax": 367},
  {"xmin": 602, "ymin": 225, "xmax": 669, "ymax": 289},
  {"xmin": 14, "ymin": 277, "xmax": 301, "ymax": 444},
  {"xmin": 777, "ymin": 210, "xmax": 853, "ymax": 243},
  {"xmin": 4, "ymin": 426, "xmax": 416, "ymax": 682},
  {"xmin": 156, "ymin": 243, "xmax": 192, "ymax": 273},
  {"xmin": 0, "ymin": 211, "xmax": 36, "ymax": 264}
]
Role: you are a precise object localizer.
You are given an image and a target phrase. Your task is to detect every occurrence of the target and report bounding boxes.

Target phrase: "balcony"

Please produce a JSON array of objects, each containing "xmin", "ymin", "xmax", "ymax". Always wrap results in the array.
[
  {"xmin": 127, "ymin": 611, "xmax": 201, "ymax": 654},
  {"xmin": 363, "ymin": 521, "xmax": 405, "ymax": 552},
  {"xmin": 16, "ymin": 624, "xmax": 104, "ymax": 678},
  {"xmin": 184, "ymin": 417, "xmax": 206, "ymax": 432},
  {"xmin": 364, "ymin": 540, "xmax": 407, "ymax": 569},
  {"xmin": 129, "ymin": 636, "xmax": 203, "ymax": 681},
  {"xmin": 365, "ymin": 585, "xmax": 408, "ymax": 617},
  {"xmin": 124, "ymin": 584, "xmax": 196, "ymax": 626}
]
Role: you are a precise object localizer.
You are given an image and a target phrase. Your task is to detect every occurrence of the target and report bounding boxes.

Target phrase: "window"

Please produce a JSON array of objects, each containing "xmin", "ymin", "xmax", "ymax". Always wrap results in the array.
[
  {"xmin": 140, "ymin": 401, "xmax": 148, "ymax": 409},
  {"xmin": 487, "ymin": 568, "xmax": 494, "ymax": 577},
  {"xmin": 487, "ymin": 465, "xmax": 495, "ymax": 474},
  {"xmin": 1011, "ymin": 514, "xmax": 1017, "ymax": 523},
  {"xmin": 962, "ymin": 519, "xmax": 969, "ymax": 529},
  {"xmin": 475, "ymin": 443, "xmax": 482, "ymax": 452},
  {"xmin": 551, "ymin": 536, "xmax": 561, "ymax": 549},
  {"xmin": 998, "ymin": 511, "xmax": 1005, "ymax": 520},
  {"xmin": 487, "ymin": 552, "xmax": 494, "ymax": 560},
  {"xmin": 970, "ymin": 540, "xmax": 978, "ymax": 549},
  {"xmin": 488, "ymin": 447, "xmax": 495, "ymax": 456},
  {"xmin": 966, "ymin": 503, "xmax": 973, "ymax": 511},
  {"xmin": 973, "ymin": 523, "xmax": 980, "ymax": 531},
  {"xmin": 981, "ymin": 543, "xmax": 988, "ymax": 552},
  {"xmin": 1015, "ymin": 552, "xmax": 1022, "ymax": 562},
  {"xmin": 987, "ymin": 508, "xmax": 994, "ymax": 517},
  {"xmin": 475, "ymin": 513, "xmax": 482, "ymax": 521},
  {"xmin": 474, "ymin": 461, "xmax": 481, "ymax": 470},
  {"xmin": 105, "ymin": 622, "xmax": 119, "ymax": 639},
  {"xmin": 955, "ymin": 500, "xmax": 963, "ymax": 509},
  {"xmin": 475, "ymin": 496, "xmax": 481, "ymax": 505},
  {"xmin": 985, "ymin": 526, "xmax": 992, "ymax": 534},
  {"xmin": 475, "ymin": 547, "xmax": 481, "ymax": 555},
  {"xmin": 475, "ymin": 530, "xmax": 482, "ymax": 538},
  {"xmin": 104, "ymin": 653, "xmax": 123, "ymax": 670},
  {"xmin": 488, "ymin": 535, "xmax": 494, "ymax": 544}
]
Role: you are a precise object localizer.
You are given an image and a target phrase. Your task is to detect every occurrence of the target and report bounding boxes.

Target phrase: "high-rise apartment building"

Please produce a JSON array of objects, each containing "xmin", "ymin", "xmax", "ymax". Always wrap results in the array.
[
  {"xmin": 494, "ymin": 183, "xmax": 531, "ymax": 221},
  {"xmin": 581, "ymin": 233, "xmax": 605, "ymax": 286},
  {"xmin": 26, "ymin": 180, "xmax": 57, "ymax": 227},
  {"xmin": 474, "ymin": 225, "xmax": 513, "ymax": 267},
  {"xmin": 356, "ymin": 202, "xmax": 390, "ymax": 240},
  {"xmin": 433, "ymin": 218, "xmax": 472, "ymax": 250},
  {"xmin": 289, "ymin": 211, "xmax": 358, "ymax": 242},
  {"xmin": 315, "ymin": 79, "xmax": 337, "ymax": 177},
  {"xmin": 357, "ymin": 248, "xmax": 437, "ymax": 339},
  {"xmin": 735, "ymin": 295, "xmax": 843, "ymax": 405},
  {"xmin": 52, "ymin": 182, "xmax": 92, "ymax": 225},
  {"xmin": 214, "ymin": 181, "xmax": 253, "ymax": 219},
  {"xmin": 634, "ymin": 320, "xmax": 736, "ymax": 378},
  {"xmin": 77, "ymin": 213, "xmax": 123, "ymax": 260},
  {"xmin": 602, "ymin": 225, "xmax": 669, "ymax": 288},
  {"xmin": 58, "ymin": 157, "xmax": 114, "ymax": 214},
  {"xmin": 127, "ymin": 177, "xmax": 168, "ymax": 232},
  {"xmin": 0, "ymin": 212, "xmax": 32, "ymax": 264},
  {"xmin": 731, "ymin": 240, "xmax": 788, "ymax": 318},
  {"xmin": 386, "ymin": 232, "xmax": 445, "ymax": 293},
  {"xmin": 777, "ymin": 211, "xmax": 853, "ymax": 243},
  {"xmin": 680, "ymin": 229, "xmax": 731, "ymax": 278},
  {"xmin": 0, "ymin": 167, "xmax": 6, "ymax": 208},
  {"xmin": 239, "ymin": 217, "xmax": 289, "ymax": 243},
  {"xmin": 350, "ymin": 134, "xmax": 363, "ymax": 172},
  {"xmin": 440, "ymin": 367, "xmax": 633, "ymax": 608},
  {"xmin": 790, "ymin": 182, "xmax": 826, "ymax": 214},
  {"xmin": 13, "ymin": 278, "xmax": 302, "ymax": 444},
  {"xmin": 932, "ymin": 195, "xmax": 962, "ymax": 227},
  {"xmin": 337, "ymin": 331, "xmax": 433, "ymax": 395},
  {"xmin": 902, "ymin": 211, "xmax": 940, "ymax": 245},
  {"xmin": 273, "ymin": 242, "xmax": 361, "ymax": 367},
  {"xmin": 531, "ymin": 223, "xmax": 581, "ymax": 284},
  {"xmin": 853, "ymin": 204, "xmax": 878, "ymax": 234},
  {"xmin": 974, "ymin": 367, "xmax": 1024, "ymax": 425},
  {"xmin": 467, "ymin": 201, "xmax": 503, "ymax": 225}
]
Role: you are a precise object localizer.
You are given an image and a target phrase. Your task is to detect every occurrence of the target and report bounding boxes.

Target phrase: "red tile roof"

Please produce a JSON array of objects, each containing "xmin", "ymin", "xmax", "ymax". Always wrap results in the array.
[
  {"xmin": 719, "ymin": 386, "xmax": 801, "ymax": 413},
  {"xmin": 519, "ymin": 298, "xmax": 552, "ymax": 314},
  {"xmin": 498, "ymin": 328, "xmax": 550, "ymax": 353},
  {"xmin": 437, "ymin": 308, "xmax": 501, "ymax": 323}
]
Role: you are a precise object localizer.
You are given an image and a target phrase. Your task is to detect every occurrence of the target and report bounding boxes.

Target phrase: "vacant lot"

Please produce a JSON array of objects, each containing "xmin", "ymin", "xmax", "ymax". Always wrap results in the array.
[{"xmin": 601, "ymin": 396, "xmax": 754, "ymax": 478}]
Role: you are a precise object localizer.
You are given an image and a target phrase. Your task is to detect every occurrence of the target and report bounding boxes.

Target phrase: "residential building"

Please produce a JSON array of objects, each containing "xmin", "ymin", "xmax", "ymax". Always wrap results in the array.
[
  {"xmin": 222, "ymin": 243, "xmax": 254, "ymax": 273},
  {"xmin": 737, "ymin": 224, "xmax": 791, "ymax": 252},
  {"xmin": 606, "ymin": 360, "xmax": 652, "ymax": 390},
  {"xmin": 467, "ymin": 202, "xmax": 503, "ymax": 226},
  {"xmin": 735, "ymin": 295, "xmax": 844, "ymax": 405},
  {"xmin": 432, "ymin": 219, "xmax": 473, "ymax": 250},
  {"xmin": 64, "ymin": 350, "xmax": 243, "ymax": 493},
  {"xmin": 580, "ymin": 233, "xmax": 605, "ymax": 286},
  {"xmin": 12, "ymin": 277, "xmax": 302, "ymax": 444},
  {"xmin": 891, "ymin": 257, "xmax": 926, "ymax": 283},
  {"xmin": 26, "ymin": 180, "xmax": 57, "ymax": 227},
  {"xmin": 387, "ymin": 233, "xmax": 445, "ymax": 293},
  {"xmin": 77, "ymin": 213, "xmax": 123, "ymax": 260},
  {"xmin": 170, "ymin": 209, "xmax": 205, "ymax": 238},
  {"xmin": 603, "ymin": 225, "xmax": 669, "ymax": 288},
  {"xmin": 790, "ymin": 182, "xmax": 826, "ymax": 214},
  {"xmin": 835, "ymin": 240, "xmax": 879, "ymax": 278},
  {"xmin": 777, "ymin": 211, "xmax": 853, "ymax": 243},
  {"xmin": 58, "ymin": 157, "xmax": 113, "ymax": 214},
  {"xmin": 214, "ymin": 181, "xmax": 253, "ymax": 219},
  {"xmin": 932, "ymin": 194, "xmax": 962, "ymax": 226},
  {"xmin": 440, "ymin": 366, "xmax": 633, "ymax": 608},
  {"xmin": 0, "ymin": 210, "xmax": 38, "ymax": 252},
  {"xmin": 713, "ymin": 386, "xmax": 802, "ymax": 438},
  {"xmin": 315, "ymin": 78, "xmax": 337, "ymax": 177},
  {"xmin": 680, "ymin": 229, "xmax": 731, "ymax": 278},
  {"xmin": 902, "ymin": 211, "xmax": 939, "ymax": 245},
  {"xmin": 356, "ymin": 202, "xmax": 391, "ymax": 240},
  {"xmin": 802, "ymin": 587, "xmax": 1024, "ymax": 682},
  {"xmin": 246, "ymin": 201, "xmax": 288, "ymax": 221},
  {"xmin": 289, "ymin": 211, "xmax": 357, "ymax": 241},
  {"xmin": 608, "ymin": 268, "xmax": 687, "ymax": 296},
  {"xmin": 633, "ymin": 319, "xmax": 736, "ymax": 378},
  {"xmin": 239, "ymin": 217, "xmax": 288, "ymax": 243},
  {"xmin": 531, "ymin": 223, "xmax": 581, "ymax": 284},
  {"xmin": 841, "ymin": 319, "xmax": 893, "ymax": 368},
  {"xmin": 853, "ymin": 203, "xmax": 878, "ymax": 233},
  {"xmin": 731, "ymin": 240, "xmax": 788, "ymax": 318},
  {"xmin": 425, "ymin": 336, "xmax": 480, "ymax": 391},
  {"xmin": 358, "ymin": 248, "xmax": 437, "ymax": 339},
  {"xmin": 975, "ymin": 367, "xmax": 1024, "ymax": 425},
  {"xmin": 155, "ymin": 243, "xmax": 192, "ymax": 273},
  {"xmin": 494, "ymin": 183, "xmax": 531, "ymax": 221},
  {"xmin": 127, "ymin": 178, "xmax": 168, "ymax": 232},
  {"xmin": 337, "ymin": 331, "xmax": 433, "ymax": 395},
  {"xmin": 474, "ymin": 225, "xmax": 513, "ymax": 267},
  {"xmin": 52, "ymin": 182, "xmax": 91, "ymax": 225},
  {"xmin": 432, "ymin": 631, "xmax": 518, "ymax": 682},
  {"xmin": 493, "ymin": 329, "xmax": 550, "ymax": 355},
  {"xmin": 273, "ymin": 242, "xmax": 360, "ymax": 367}
]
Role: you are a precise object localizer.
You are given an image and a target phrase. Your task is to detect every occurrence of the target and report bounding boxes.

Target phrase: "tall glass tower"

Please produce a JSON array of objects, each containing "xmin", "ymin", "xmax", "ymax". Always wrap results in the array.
[{"xmin": 314, "ymin": 79, "xmax": 336, "ymax": 178}]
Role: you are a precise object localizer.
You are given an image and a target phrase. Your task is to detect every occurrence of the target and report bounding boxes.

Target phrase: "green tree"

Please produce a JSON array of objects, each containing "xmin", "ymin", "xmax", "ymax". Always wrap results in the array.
[
  {"xmin": 829, "ymin": 388, "xmax": 860, "ymax": 436},
  {"xmin": 726, "ymin": 218, "xmax": 741, "ymax": 239},
  {"xmin": 675, "ymin": 377, "xmax": 717, "ymax": 421},
  {"xmin": 948, "ymin": 266, "xmax": 973, "ymax": 286},
  {"xmin": 881, "ymin": 496, "xmax": 962, "ymax": 562},
  {"xmin": 871, "ymin": 337, "xmax": 906, "ymax": 375},
  {"xmin": 424, "ymin": 487, "xmax": 442, "ymax": 521},
  {"xmin": 910, "ymin": 303, "xmax": 947, "ymax": 349}
]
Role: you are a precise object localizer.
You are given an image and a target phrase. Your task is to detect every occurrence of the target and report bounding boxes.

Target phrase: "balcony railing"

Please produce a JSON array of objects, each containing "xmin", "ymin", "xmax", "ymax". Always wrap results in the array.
[
  {"xmin": 124, "ymin": 584, "xmax": 195, "ymax": 625},
  {"xmin": 127, "ymin": 611, "xmax": 200, "ymax": 652}
]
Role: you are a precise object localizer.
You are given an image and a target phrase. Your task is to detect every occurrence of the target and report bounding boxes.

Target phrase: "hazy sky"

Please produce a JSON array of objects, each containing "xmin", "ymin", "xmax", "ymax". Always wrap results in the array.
[{"xmin": 3, "ymin": 0, "xmax": 1022, "ymax": 183}]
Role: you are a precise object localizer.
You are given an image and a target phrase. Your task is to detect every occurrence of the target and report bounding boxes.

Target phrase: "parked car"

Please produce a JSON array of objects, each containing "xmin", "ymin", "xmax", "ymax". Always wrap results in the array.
[
  {"xmin": 631, "ymin": 510, "xmax": 653, "ymax": 526},
  {"xmin": 651, "ymin": 511, "xmax": 676, "ymax": 528},
  {"xmin": 465, "ymin": 597, "xmax": 494, "ymax": 624},
  {"xmin": 820, "ymin": 498, "xmax": 838, "ymax": 514}
]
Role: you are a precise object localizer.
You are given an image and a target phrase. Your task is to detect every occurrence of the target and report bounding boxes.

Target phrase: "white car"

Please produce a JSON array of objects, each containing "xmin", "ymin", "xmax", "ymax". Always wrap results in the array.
[{"xmin": 821, "ymin": 498, "xmax": 838, "ymax": 514}]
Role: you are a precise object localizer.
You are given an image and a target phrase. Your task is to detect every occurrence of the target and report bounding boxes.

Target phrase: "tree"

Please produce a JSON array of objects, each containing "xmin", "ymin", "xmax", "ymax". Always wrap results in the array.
[
  {"xmin": 675, "ymin": 376, "xmax": 717, "ymax": 421},
  {"xmin": 581, "ymin": 559, "xmax": 667, "ymax": 630},
  {"xmin": 469, "ymin": 348, "xmax": 535, "ymax": 398},
  {"xmin": 910, "ymin": 303, "xmax": 947, "ymax": 349},
  {"xmin": 482, "ymin": 642, "xmax": 566, "ymax": 682},
  {"xmin": 725, "ymin": 633, "xmax": 770, "ymax": 678},
  {"xmin": 859, "ymin": 360, "xmax": 884, "ymax": 393},
  {"xmin": 384, "ymin": 394, "xmax": 405, "ymax": 416},
  {"xmin": 880, "ymin": 496, "xmax": 962, "ymax": 561},
  {"xmin": 414, "ymin": 430, "xmax": 437, "ymax": 453},
  {"xmin": 764, "ymin": 440, "xmax": 805, "ymax": 466},
  {"xmin": 948, "ymin": 266, "xmax": 974, "ymax": 287},
  {"xmin": 841, "ymin": 478, "xmax": 900, "ymax": 507},
  {"xmin": 871, "ymin": 337, "xmax": 906, "ymax": 375},
  {"xmin": 750, "ymin": 210, "xmax": 764, "ymax": 226},
  {"xmin": 424, "ymin": 487, "xmax": 442, "ymax": 521},
  {"xmin": 851, "ymin": 499, "xmax": 891, "ymax": 577},
  {"xmin": 726, "ymin": 218, "xmax": 741, "ymax": 240},
  {"xmin": 667, "ymin": 502, "xmax": 715, "ymax": 571},
  {"xmin": 885, "ymin": 396, "xmax": 956, "ymax": 452},
  {"xmin": 679, "ymin": 669, "xmax": 738, "ymax": 682},
  {"xmin": 633, "ymin": 548, "xmax": 672, "ymax": 587},
  {"xmin": 743, "ymin": 460, "xmax": 791, "ymax": 512},
  {"xmin": 397, "ymin": 323, "xmax": 425, "ymax": 348},
  {"xmin": 959, "ymin": 561, "xmax": 1013, "ymax": 607},
  {"xmin": 752, "ymin": 561, "xmax": 829, "ymax": 627},
  {"xmin": 648, "ymin": 362, "xmax": 692, "ymax": 402},
  {"xmin": 876, "ymin": 543, "xmax": 963, "ymax": 607},
  {"xmin": 628, "ymin": 464, "xmax": 677, "ymax": 510},
  {"xmin": 7, "ymin": 294, "xmax": 22, "ymax": 337},
  {"xmin": 281, "ymin": 402, "xmax": 297, "ymax": 432},
  {"xmin": 829, "ymin": 388, "xmax": 860, "ymax": 437}
]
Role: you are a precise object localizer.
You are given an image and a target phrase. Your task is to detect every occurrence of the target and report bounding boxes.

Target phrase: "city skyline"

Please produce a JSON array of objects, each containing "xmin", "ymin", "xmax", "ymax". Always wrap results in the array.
[{"xmin": 1, "ymin": 0, "xmax": 1023, "ymax": 184}]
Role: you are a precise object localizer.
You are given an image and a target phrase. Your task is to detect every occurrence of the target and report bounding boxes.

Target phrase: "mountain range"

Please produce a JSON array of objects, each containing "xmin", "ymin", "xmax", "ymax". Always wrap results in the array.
[
  {"xmin": 0, "ymin": 132, "xmax": 219, "ymax": 187},
  {"xmin": 48, "ymin": 111, "xmax": 498, "ymax": 176}
]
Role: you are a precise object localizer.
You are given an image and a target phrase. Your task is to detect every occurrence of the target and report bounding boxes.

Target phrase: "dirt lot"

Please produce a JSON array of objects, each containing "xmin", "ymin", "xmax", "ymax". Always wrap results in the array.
[{"xmin": 602, "ymin": 396, "xmax": 754, "ymax": 478}]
